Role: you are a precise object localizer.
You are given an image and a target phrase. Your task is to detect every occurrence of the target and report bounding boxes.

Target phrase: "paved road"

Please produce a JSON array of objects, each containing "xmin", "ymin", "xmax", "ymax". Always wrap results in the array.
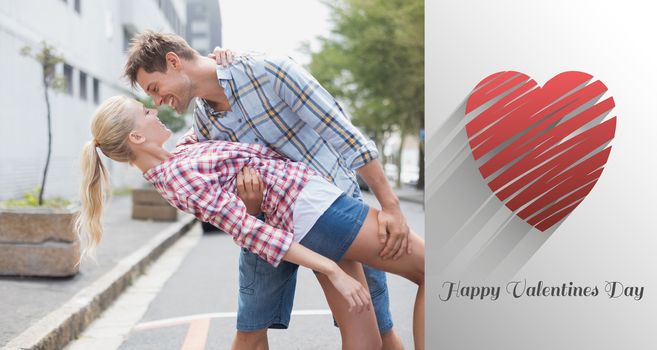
[{"xmin": 66, "ymin": 193, "xmax": 424, "ymax": 349}]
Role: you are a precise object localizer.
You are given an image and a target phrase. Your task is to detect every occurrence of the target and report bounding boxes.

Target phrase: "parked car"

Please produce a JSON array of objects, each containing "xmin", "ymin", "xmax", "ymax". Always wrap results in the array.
[
  {"xmin": 201, "ymin": 221, "xmax": 223, "ymax": 233},
  {"xmin": 356, "ymin": 174, "xmax": 370, "ymax": 192},
  {"xmin": 384, "ymin": 163, "xmax": 398, "ymax": 182}
]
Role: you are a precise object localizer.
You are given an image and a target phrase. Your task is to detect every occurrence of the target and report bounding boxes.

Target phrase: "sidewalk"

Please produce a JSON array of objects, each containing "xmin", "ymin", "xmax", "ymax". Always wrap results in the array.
[
  {"xmin": 391, "ymin": 184, "xmax": 424, "ymax": 205},
  {"xmin": 0, "ymin": 195, "xmax": 196, "ymax": 350}
]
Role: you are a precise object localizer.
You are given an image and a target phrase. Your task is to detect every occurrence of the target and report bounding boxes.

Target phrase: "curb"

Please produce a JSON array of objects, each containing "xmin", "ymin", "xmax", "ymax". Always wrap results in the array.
[
  {"xmin": 397, "ymin": 194, "xmax": 424, "ymax": 205},
  {"xmin": 4, "ymin": 215, "xmax": 197, "ymax": 350}
]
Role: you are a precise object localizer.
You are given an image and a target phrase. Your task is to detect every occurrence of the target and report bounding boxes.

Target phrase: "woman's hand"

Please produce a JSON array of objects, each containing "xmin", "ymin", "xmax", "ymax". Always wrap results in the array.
[
  {"xmin": 326, "ymin": 265, "xmax": 372, "ymax": 314},
  {"xmin": 236, "ymin": 166, "xmax": 264, "ymax": 216},
  {"xmin": 208, "ymin": 47, "xmax": 234, "ymax": 67},
  {"xmin": 281, "ymin": 243, "xmax": 370, "ymax": 314}
]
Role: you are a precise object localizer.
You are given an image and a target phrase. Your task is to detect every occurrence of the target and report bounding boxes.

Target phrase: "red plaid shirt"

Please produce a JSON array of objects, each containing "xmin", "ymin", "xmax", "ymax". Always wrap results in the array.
[{"xmin": 143, "ymin": 133, "xmax": 314, "ymax": 266}]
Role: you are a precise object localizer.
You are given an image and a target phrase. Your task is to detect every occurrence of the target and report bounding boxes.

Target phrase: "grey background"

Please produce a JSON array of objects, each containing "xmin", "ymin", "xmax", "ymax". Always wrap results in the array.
[{"xmin": 426, "ymin": 1, "xmax": 657, "ymax": 348}]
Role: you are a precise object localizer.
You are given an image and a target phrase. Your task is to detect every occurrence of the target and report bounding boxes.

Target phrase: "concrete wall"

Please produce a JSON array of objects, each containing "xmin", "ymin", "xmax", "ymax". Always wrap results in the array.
[{"xmin": 0, "ymin": 0, "xmax": 186, "ymax": 201}]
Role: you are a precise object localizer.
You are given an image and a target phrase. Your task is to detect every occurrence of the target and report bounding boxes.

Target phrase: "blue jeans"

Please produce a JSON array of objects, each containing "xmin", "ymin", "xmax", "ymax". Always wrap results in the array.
[{"xmin": 236, "ymin": 191, "xmax": 393, "ymax": 333}]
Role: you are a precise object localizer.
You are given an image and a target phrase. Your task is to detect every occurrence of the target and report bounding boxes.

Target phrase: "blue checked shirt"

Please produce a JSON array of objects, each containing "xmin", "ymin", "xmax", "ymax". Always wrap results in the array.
[{"xmin": 192, "ymin": 54, "xmax": 379, "ymax": 196}]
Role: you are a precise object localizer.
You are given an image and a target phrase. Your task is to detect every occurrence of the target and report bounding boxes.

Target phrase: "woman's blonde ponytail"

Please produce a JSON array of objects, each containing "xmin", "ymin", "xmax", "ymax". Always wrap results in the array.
[
  {"xmin": 76, "ymin": 95, "xmax": 134, "ymax": 262},
  {"xmin": 76, "ymin": 140, "xmax": 110, "ymax": 261}
]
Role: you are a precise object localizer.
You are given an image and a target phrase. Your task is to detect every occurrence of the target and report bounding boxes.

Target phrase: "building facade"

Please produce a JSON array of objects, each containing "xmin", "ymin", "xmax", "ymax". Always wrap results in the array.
[
  {"xmin": 185, "ymin": 0, "xmax": 222, "ymax": 55},
  {"xmin": 0, "ymin": 0, "xmax": 196, "ymax": 201}
]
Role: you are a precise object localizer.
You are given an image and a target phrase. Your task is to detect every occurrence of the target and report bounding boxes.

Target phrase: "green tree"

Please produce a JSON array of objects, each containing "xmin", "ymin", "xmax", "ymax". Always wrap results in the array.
[
  {"xmin": 140, "ymin": 96, "xmax": 187, "ymax": 133},
  {"xmin": 308, "ymin": 0, "xmax": 424, "ymax": 188},
  {"xmin": 20, "ymin": 42, "xmax": 66, "ymax": 206}
]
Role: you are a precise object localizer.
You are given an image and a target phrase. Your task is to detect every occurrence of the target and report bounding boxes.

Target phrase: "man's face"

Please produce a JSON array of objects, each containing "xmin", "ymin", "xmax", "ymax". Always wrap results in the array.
[{"xmin": 136, "ymin": 64, "xmax": 193, "ymax": 114}]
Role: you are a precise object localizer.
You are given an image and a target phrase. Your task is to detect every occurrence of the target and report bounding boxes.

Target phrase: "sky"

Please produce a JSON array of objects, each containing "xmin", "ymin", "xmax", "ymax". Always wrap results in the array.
[{"xmin": 218, "ymin": 0, "xmax": 333, "ymax": 65}]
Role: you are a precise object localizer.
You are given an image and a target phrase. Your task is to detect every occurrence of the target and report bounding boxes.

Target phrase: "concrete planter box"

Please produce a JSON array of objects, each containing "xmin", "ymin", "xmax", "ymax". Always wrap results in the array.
[
  {"xmin": 0, "ymin": 207, "xmax": 80, "ymax": 277},
  {"xmin": 132, "ymin": 187, "xmax": 178, "ymax": 221}
]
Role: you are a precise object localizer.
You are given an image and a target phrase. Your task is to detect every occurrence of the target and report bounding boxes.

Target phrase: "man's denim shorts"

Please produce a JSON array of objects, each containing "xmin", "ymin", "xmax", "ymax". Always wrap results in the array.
[{"xmin": 236, "ymin": 192, "xmax": 393, "ymax": 333}]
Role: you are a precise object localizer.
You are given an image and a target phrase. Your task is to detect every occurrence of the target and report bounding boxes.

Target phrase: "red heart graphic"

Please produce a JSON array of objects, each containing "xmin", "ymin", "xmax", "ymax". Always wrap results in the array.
[{"xmin": 465, "ymin": 71, "xmax": 616, "ymax": 231}]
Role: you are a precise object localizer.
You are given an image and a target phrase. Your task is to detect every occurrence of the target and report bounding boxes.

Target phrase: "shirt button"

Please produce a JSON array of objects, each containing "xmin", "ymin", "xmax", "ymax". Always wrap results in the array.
[
  {"xmin": 239, "ymin": 119, "xmax": 243, "ymax": 123},
  {"xmin": 254, "ymin": 138, "xmax": 259, "ymax": 142}
]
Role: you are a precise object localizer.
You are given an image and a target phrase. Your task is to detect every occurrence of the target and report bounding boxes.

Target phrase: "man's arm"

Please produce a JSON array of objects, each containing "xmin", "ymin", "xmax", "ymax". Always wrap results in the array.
[
  {"xmin": 268, "ymin": 57, "xmax": 411, "ymax": 259},
  {"xmin": 266, "ymin": 57, "xmax": 379, "ymax": 171},
  {"xmin": 356, "ymin": 159, "xmax": 411, "ymax": 259}
]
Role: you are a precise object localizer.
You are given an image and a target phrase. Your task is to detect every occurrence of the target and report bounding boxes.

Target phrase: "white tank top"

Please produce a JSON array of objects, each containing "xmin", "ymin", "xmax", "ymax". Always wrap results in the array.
[{"xmin": 292, "ymin": 175, "xmax": 345, "ymax": 242}]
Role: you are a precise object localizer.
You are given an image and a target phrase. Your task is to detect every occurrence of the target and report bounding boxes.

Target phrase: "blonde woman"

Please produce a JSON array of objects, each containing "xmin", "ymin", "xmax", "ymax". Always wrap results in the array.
[{"xmin": 78, "ymin": 96, "xmax": 425, "ymax": 350}]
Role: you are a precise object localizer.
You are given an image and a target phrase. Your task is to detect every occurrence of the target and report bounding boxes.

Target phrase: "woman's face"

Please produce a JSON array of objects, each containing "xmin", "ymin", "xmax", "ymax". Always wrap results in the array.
[{"xmin": 129, "ymin": 100, "xmax": 172, "ymax": 146}]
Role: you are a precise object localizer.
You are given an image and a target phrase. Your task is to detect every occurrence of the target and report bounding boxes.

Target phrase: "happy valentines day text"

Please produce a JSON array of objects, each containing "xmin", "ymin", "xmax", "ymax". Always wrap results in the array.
[{"xmin": 439, "ymin": 280, "xmax": 644, "ymax": 301}]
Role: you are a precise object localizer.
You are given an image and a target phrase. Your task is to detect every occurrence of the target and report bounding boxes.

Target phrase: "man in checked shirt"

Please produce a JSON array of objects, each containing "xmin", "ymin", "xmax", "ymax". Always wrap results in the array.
[{"xmin": 125, "ymin": 31, "xmax": 411, "ymax": 350}]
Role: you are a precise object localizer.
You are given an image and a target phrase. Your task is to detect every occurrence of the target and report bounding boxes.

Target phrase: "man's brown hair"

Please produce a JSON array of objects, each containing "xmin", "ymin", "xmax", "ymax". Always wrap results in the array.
[{"xmin": 123, "ymin": 30, "xmax": 198, "ymax": 87}]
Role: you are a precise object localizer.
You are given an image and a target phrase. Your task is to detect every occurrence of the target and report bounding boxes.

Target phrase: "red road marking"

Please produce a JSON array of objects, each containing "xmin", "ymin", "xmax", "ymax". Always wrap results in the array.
[{"xmin": 181, "ymin": 318, "xmax": 211, "ymax": 350}]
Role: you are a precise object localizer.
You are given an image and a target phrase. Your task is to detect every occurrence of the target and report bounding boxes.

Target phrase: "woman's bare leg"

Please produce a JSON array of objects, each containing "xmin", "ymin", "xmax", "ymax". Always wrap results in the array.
[
  {"xmin": 315, "ymin": 259, "xmax": 382, "ymax": 350},
  {"xmin": 342, "ymin": 208, "xmax": 425, "ymax": 350}
]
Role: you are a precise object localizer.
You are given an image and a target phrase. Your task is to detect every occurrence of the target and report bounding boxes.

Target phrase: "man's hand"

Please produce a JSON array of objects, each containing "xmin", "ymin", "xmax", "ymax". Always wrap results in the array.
[
  {"xmin": 377, "ymin": 205, "xmax": 412, "ymax": 260},
  {"xmin": 208, "ymin": 47, "xmax": 234, "ymax": 67},
  {"xmin": 355, "ymin": 160, "xmax": 412, "ymax": 260},
  {"xmin": 236, "ymin": 166, "xmax": 264, "ymax": 216}
]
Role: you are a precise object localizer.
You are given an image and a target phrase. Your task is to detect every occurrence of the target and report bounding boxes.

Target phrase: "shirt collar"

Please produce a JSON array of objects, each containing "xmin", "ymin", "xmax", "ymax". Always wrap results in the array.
[
  {"xmin": 202, "ymin": 65, "xmax": 233, "ymax": 118},
  {"xmin": 142, "ymin": 164, "xmax": 160, "ymax": 182},
  {"xmin": 216, "ymin": 64, "xmax": 232, "ymax": 80},
  {"xmin": 142, "ymin": 153, "xmax": 178, "ymax": 182}
]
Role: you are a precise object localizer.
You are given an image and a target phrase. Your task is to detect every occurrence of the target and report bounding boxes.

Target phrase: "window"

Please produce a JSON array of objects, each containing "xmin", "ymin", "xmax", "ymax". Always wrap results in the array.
[
  {"xmin": 191, "ymin": 4, "xmax": 205, "ymax": 16},
  {"xmin": 63, "ymin": 63, "xmax": 73, "ymax": 95},
  {"xmin": 79, "ymin": 71, "xmax": 87, "ymax": 100},
  {"xmin": 191, "ymin": 37, "xmax": 210, "ymax": 53},
  {"xmin": 191, "ymin": 21, "xmax": 209, "ymax": 34},
  {"xmin": 93, "ymin": 78, "xmax": 100, "ymax": 104},
  {"xmin": 123, "ymin": 26, "xmax": 135, "ymax": 52},
  {"xmin": 74, "ymin": 0, "xmax": 81, "ymax": 14}
]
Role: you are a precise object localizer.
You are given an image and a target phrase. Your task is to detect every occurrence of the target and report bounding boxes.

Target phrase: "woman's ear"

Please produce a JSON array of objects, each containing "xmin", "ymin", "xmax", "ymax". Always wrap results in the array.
[{"xmin": 128, "ymin": 131, "xmax": 146, "ymax": 145}]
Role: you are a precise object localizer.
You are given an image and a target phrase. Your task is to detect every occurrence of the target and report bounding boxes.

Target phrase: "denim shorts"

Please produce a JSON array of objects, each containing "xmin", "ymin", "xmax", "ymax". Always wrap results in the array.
[
  {"xmin": 298, "ymin": 193, "xmax": 368, "ymax": 262},
  {"xmin": 236, "ymin": 190, "xmax": 393, "ymax": 333}
]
